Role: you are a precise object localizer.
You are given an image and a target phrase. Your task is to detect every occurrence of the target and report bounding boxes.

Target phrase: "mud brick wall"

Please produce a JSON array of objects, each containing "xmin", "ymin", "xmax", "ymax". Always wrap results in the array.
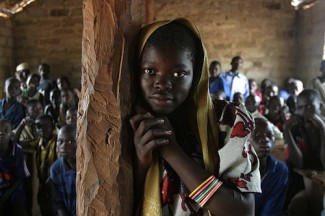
[{"xmin": 0, "ymin": 17, "xmax": 14, "ymax": 98}]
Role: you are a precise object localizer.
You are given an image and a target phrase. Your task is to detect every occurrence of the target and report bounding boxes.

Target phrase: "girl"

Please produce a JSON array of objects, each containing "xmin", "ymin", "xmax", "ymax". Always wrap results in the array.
[{"xmin": 130, "ymin": 18, "xmax": 260, "ymax": 215}]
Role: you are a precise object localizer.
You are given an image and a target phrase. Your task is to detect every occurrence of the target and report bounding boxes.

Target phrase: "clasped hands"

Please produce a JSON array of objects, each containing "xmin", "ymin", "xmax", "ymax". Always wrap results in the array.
[{"xmin": 130, "ymin": 112, "xmax": 178, "ymax": 169}]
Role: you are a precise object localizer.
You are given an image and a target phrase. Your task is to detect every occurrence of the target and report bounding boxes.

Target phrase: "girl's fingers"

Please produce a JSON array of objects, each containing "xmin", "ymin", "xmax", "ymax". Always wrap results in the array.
[
  {"xmin": 137, "ymin": 128, "xmax": 172, "ymax": 147},
  {"xmin": 141, "ymin": 138, "xmax": 169, "ymax": 154},
  {"xmin": 135, "ymin": 118, "xmax": 166, "ymax": 137},
  {"xmin": 130, "ymin": 112, "xmax": 153, "ymax": 131}
]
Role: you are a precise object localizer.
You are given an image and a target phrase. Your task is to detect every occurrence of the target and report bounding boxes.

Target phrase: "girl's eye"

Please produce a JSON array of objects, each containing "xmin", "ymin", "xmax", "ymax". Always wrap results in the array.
[
  {"xmin": 144, "ymin": 69, "xmax": 156, "ymax": 75},
  {"xmin": 173, "ymin": 71, "xmax": 186, "ymax": 78}
]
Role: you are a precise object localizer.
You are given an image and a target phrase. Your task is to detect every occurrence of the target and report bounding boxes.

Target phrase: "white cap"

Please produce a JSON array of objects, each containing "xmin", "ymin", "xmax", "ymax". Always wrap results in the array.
[{"xmin": 16, "ymin": 62, "xmax": 29, "ymax": 71}]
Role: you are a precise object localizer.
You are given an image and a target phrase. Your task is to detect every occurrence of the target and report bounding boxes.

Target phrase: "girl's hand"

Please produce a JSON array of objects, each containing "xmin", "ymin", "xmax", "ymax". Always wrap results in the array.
[
  {"xmin": 130, "ymin": 113, "xmax": 171, "ymax": 169},
  {"xmin": 157, "ymin": 116, "xmax": 179, "ymax": 160}
]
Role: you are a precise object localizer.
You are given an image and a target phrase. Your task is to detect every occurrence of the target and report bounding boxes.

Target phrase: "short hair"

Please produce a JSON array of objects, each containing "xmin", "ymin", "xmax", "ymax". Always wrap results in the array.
[
  {"xmin": 209, "ymin": 60, "xmax": 221, "ymax": 69},
  {"xmin": 254, "ymin": 117, "xmax": 273, "ymax": 135},
  {"xmin": 298, "ymin": 89, "xmax": 320, "ymax": 104},
  {"xmin": 27, "ymin": 73, "xmax": 41, "ymax": 84},
  {"xmin": 40, "ymin": 63, "xmax": 50, "ymax": 73},
  {"xmin": 67, "ymin": 106, "xmax": 78, "ymax": 113},
  {"xmin": 36, "ymin": 114, "xmax": 55, "ymax": 127},
  {"xmin": 5, "ymin": 77, "xmax": 20, "ymax": 87},
  {"xmin": 58, "ymin": 76, "xmax": 71, "ymax": 88},
  {"xmin": 59, "ymin": 124, "xmax": 76, "ymax": 138},
  {"xmin": 231, "ymin": 56, "xmax": 242, "ymax": 64}
]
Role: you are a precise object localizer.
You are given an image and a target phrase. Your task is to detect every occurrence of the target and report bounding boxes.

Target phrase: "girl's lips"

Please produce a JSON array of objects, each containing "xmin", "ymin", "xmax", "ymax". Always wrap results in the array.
[{"xmin": 150, "ymin": 94, "xmax": 173, "ymax": 100}]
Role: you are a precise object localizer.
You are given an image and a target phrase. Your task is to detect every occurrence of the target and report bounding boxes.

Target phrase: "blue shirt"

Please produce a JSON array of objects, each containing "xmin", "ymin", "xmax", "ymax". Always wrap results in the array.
[
  {"xmin": 50, "ymin": 157, "xmax": 76, "ymax": 216},
  {"xmin": 0, "ymin": 99, "xmax": 26, "ymax": 129},
  {"xmin": 255, "ymin": 156, "xmax": 288, "ymax": 216},
  {"xmin": 213, "ymin": 71, "xmax": 249, "ymax": 101},
  {"xmin": 0, "ymin": 142, "xmax": 30, "ymax": 198}
]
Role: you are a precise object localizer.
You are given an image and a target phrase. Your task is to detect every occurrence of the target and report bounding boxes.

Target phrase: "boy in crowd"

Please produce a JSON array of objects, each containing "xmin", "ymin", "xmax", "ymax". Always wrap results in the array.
[
  {"xmin": 251, "ymin": 118, "xmax": 288, "ymax": 216},
  {"xmin": 35, "ymin": 114, "xmax": 58, "ymax": 216},
  {"xmin": 215, "ymin": 56, "xmax": 250, "ymax": 101},
  {"xmin": 208, "ymin": 60, "xmax": 222, "ymax": 95},
  {"xmin": 284, "ymin": 89, "xmax": 325, "ymax": 214},
  {"xmin": 245, "ymin": 95, "xmax": 283, "ymax": 140},
  {"xmin": 45, "ymin": 88, "xmax": 61, "ymax": 125},
  {"xmin": 0, "ymin": 119, "xmax": 29, "ymax": 216},
  {"xmin": 65, "ymin": 107, "xmax": 78, "ymax": 126},
  {"xmin": 13, "ymin": 99, "xmax": 43, "ymax": 215},
  {"xmin": 265, "ymin": 96, "xmax": 289, "ymax": 132},
  {"xmin": 38, "ymin": 63, "xmax": 54, "ymax": 106},
  {"xmin": 50, "ymin": 124, "xmax": 77, "ymax": 216},
  {"xmin": 0, "ymin": 77, "xmax": 26, "ymax": 129},
  {"xmin": 233, "ymin": 92, "xmax": 244, "ymax": 104}
]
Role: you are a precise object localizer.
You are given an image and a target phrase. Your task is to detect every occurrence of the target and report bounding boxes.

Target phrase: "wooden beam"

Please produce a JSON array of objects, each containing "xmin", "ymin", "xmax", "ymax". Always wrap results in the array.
[{"xmin": 77, "ymin": 0, "xmax": 144, "ymax": 215}]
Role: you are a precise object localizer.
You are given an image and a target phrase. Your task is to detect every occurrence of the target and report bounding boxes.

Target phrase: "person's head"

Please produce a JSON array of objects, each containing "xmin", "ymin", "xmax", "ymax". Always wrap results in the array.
[
  {"xmin": 57, "ymin": 124, "xmax": 77, "ymax": 160},
  {"xmin": 296, "ymin": 89, "xmax": 321, "ymax": 117},
  {"xmin": 61, "ymin": 89, "xmax": 75, "ymax": 106},
  {"xmin": 211, "ymin": 90, "xmax": 226, "ymax": 101},
  {"xmin": 286, "ymin": 95, "xmax": 297, "ymax": 115},
  {"xmin": 320, "ymin": 60, "xmax": 325, "ymax": 76},
  {"xmin": 38, "ymin": 63, "xmax": 50, "ymax": 78},
  {"xmin": 288, "ymin": 79, "xmax": 303, "ymax": 96},
  {"xmin": 230, "ymin": 56, "xmax": 243, "ymax": 72},
  {"xmin": 26, "ymin": 99, "xmax": 43, "ymax": 120},
  {"xmin": 65, "ymin": 107, "xmax": 77, "ymax": 125},
  {"xmin": 4, "ymin": 77, "xmax": 21, "ymax": 100},
  {"xmin": 268, "ymin": 96, "xmax": 284, "ymax": 116},
  {"xmin": 265, "ymin": 84, "xmax": 279, "ymax": 98},
  {"xmin": 209, "ymin": 61, "xmax": 221, "ymax": 78},
  {"xmin": 16, "ymin": 62, "xmax": 30, "ymax": 83},
  {"xmin": 138, "ymin": 20, "xmax": 203, "ymax": 115},
  {"xmin": 233, "ymin": 92, "xmax": 244, "ymax": 104},
  {"xmin": 50, "ymin": 88, "xmax": 61, "ymax": 108},
  {"xmin": 27, "ymin": 73, "xmax": 41, "ymax": 92},
  {"xmin": 35, "ymin": 114, "xmax": 55, "ymax": 139},
  {"xmin": 0, "ymin": 120, "xmax": 12, "ymax": 154},
  {"xmin": 245, "ymin": 94, "xmax": 260, "ymax": 113},
  {"xmin": 250, "ymin": 118, "xmax": 275, "ymax": 160},
  {"xmin": 261, "ymin": 79, "xmax": 272, "ymax": 94},
  {"xmin": 57, "ymin": 76, "xmax": 71, "ymax": 91},
  {"xmin": 249, "ymin": 79, "xmax": 258, "ymax": 95}
]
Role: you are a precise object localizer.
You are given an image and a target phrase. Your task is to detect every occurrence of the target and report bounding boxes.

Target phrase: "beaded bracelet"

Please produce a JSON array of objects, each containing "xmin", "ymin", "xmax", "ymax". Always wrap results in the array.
[{"xmin": 189, "ymin": 175, "xmax": 223, "ymax": 207}]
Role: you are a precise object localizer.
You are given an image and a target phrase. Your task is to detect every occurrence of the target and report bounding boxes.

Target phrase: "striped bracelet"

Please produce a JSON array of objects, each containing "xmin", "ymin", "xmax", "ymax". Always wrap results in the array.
[{"xmin": 189, "ymin": 175, "xmax": 223, "ymax": 207}]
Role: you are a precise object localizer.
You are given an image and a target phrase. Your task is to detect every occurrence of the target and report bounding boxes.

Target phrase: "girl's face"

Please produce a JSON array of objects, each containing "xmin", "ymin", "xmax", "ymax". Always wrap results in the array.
[{"xmin": 140, "ymin": 44, "xmax": 194, "ymax": 114}]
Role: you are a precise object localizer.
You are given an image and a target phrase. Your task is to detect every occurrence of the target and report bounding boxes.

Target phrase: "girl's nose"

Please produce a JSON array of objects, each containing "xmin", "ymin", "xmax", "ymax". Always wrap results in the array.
[{"xmin": 154, "ymin": 75, "xmax": 172, "ymax": 91}]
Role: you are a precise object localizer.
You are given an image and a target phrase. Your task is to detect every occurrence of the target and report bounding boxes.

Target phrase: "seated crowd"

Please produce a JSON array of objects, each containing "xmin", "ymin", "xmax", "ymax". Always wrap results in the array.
[
  {"xmin": 0, "ymin": 62, "xmax": 78, "ymax": 216},
  {"xmin": 209, "ymin": 57, "xmax": 325, "ymax": 216},
  {"xmin": 1, "ymin": 58, "xmax": 325, "ymax": 216}
]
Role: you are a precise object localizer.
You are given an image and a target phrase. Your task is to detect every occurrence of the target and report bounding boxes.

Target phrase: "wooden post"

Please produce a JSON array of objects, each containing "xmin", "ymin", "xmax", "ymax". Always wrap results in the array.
[{"xmin": 77, "ymin": 0, "xmax": 144, "ymax": 215}]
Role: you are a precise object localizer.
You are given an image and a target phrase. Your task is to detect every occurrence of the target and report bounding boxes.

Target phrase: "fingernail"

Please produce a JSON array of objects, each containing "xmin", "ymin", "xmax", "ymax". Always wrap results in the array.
[
  {"xmin": 159, "ymin": 119, "xmax": 164, "ymax": 123},
  {"xmin": 167, "ymin": 130, "xmax": 172, "ymax": 134}
]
